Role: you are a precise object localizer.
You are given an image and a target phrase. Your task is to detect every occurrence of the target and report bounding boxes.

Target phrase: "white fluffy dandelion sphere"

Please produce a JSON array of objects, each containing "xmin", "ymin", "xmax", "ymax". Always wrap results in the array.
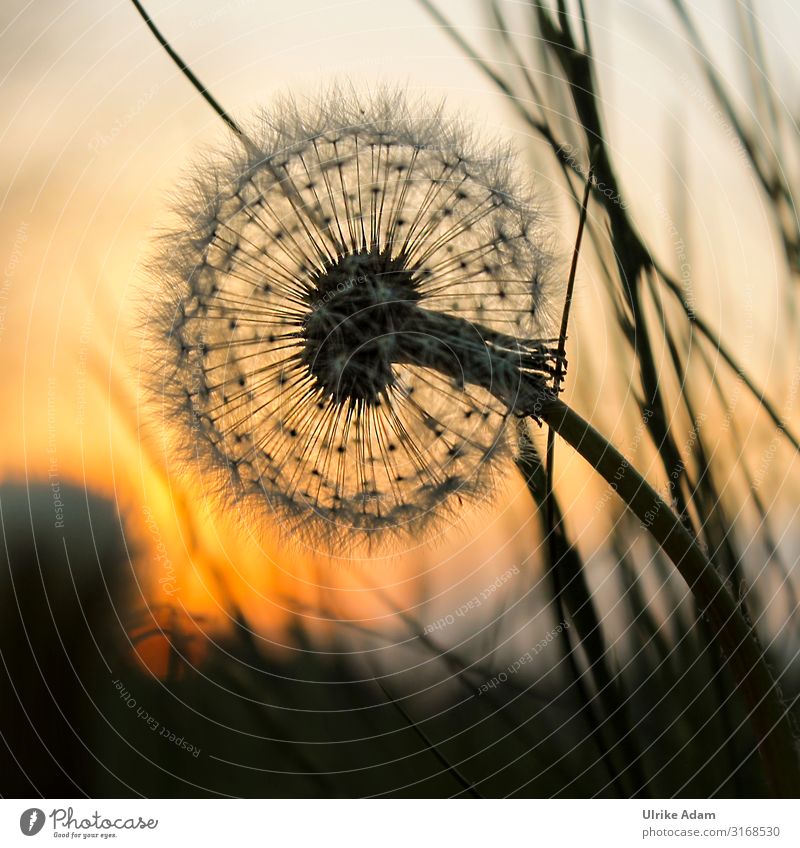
[{"xmin": 145, "ymin": 89, "xmax": 559, "ymax": 540}]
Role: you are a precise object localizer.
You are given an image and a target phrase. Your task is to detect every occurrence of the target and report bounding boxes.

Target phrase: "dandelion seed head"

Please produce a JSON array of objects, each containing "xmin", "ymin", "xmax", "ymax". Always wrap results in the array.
[{"xmin": 145, "ymin": 87, "xmax": 559, "ymax": 543}]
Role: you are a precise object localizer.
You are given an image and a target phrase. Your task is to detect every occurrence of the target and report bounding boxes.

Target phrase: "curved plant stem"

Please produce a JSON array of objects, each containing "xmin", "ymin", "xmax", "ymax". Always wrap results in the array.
[
  {"xmin": 419, "ymin": 0, "xmax": 800, "ymax": 457},
  {"xmin": 546, "ymin": 155, "xmax": 594, "ymax": 523},
  {"xmin": 128, "ymin": 0, "xmax": 244, "ymax": 138},
  {"xmin": 538, "ymin": 396, "xmax": 800, "ymax": 797}
]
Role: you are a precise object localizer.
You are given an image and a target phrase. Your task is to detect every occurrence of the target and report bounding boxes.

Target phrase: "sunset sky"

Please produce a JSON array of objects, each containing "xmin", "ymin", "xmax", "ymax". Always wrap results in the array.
[{"xmin": 2, "ymin": 0, "xmax": 798, "ymax": 652}]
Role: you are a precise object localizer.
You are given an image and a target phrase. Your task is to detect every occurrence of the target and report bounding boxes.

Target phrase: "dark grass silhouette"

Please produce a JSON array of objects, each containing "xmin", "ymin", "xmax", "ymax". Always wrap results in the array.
[
  {"xmin": 0, "ymin": 479, "xmax": 792, "ymax": 797},
  {"xmin": 1, "ymin": 0, "xmax": 798, "ymax": 798}
]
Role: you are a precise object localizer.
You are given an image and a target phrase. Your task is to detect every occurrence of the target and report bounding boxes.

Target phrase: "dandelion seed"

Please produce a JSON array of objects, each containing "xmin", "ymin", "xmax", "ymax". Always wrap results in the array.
[{"xmin": 145, "ymin": 88, "xmax": 561, "ymax": 541}]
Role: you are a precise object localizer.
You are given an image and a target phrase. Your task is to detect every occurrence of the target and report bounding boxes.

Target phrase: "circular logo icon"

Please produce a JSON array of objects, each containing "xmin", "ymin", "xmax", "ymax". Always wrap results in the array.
[{"xmin": 19, "ymin": 809, "xmax": 46, "ymax": 836}]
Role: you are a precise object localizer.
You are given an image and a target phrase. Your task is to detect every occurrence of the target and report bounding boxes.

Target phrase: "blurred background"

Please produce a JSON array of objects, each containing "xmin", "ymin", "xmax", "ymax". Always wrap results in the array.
[{"xmin": 1, "ymin": 0, "xmax": 798, "ymax": 797}]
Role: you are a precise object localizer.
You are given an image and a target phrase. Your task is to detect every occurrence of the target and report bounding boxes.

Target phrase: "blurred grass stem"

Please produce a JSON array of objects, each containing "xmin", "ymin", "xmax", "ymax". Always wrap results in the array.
[
  {"xmin": 539, "ymin": 396, "xmax": 800, "ymax": 797},
  {"xmin": 129, "ymin": 0, "xmax": 244, "ymax": 138}
]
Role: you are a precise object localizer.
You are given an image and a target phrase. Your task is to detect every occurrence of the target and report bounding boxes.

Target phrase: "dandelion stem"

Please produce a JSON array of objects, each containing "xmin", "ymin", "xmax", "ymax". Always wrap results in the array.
[
  {"xmin": 538, "ymin": 396, "xmax": 800, "ymax": 797},
  {"xmin": 128, "ymin": 0, "xmax": 244, "ymax": 137},
  {"xmin": 545, "ymin": 155, "xmax": 595, "ymax": 527},
  {"xmin": 537, "ymin": 160, "xmax": 649, "ymax": 795}
]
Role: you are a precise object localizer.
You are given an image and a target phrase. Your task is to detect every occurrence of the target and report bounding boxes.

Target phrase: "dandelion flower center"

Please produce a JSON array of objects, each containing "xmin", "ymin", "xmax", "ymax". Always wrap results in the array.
[
  {"xmin": 145, "ymin": 89, "xmax": 558, "ymax": 540},
  {"xmin": 301, "ymin": 247, "xmax": 421, "ymax": 406}
]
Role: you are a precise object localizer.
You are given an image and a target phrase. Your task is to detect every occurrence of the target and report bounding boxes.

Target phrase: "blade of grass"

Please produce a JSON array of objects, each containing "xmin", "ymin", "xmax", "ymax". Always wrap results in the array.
[
  {"xmin": 419, "ymin": 0, "xmax": 800, "ymax": 457},
  {"xmin": 535, "ymin": 159, "xmax": 649, "ymax": 795},
  {"xmin": 517, "ymin": 431, "xmax": 642, "ymax": 797},
  {"xmin": 373, "ymin": 678, "xmax": 483, "ymax": 798},
  {"xmin": 537, "ymin": 394, "xmax": 800, "ymax": 797},
  {"xmin": 128, "ymin": 0, "xmax": 243, "ymax": 137}
]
